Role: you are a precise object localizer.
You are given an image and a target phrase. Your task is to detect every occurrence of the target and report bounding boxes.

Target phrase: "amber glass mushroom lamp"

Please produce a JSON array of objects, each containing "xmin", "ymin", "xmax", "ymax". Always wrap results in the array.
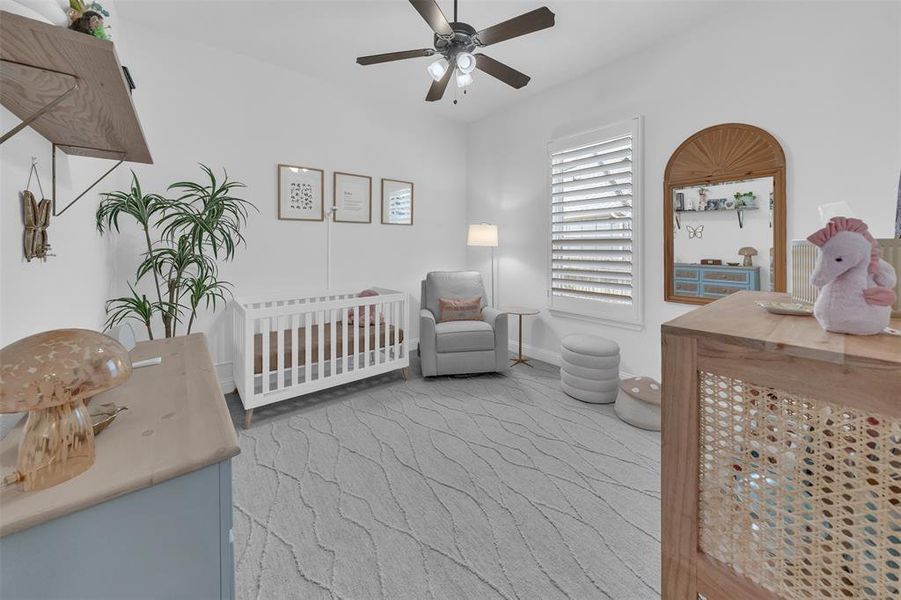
[{"xmin": 0, "ymin": 329, "xmax": 132, "ymax": 491}]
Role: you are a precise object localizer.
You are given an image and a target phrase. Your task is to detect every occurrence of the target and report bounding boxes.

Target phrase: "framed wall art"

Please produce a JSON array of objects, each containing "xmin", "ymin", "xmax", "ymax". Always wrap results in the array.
[
  {"xmin": 381, "ymin": 179, "xmax": 414, "ymax": 225},
  {"xmin": 278, "ymin": 164, "xmax": 324, "ymax": 221},
  {"xmin": 333, "ymin": 171, "xmax": 372, "ymax": 223}
]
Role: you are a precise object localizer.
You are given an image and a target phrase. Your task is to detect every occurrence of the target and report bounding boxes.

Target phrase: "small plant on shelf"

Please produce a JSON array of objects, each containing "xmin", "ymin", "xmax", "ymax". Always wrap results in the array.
[
  {"xmin": 734, "ymin": 191, "xmax": 756, "ymax": 208},
  {"xmin": 67, "ymin": 1, "xmax": 110, "ymax": 39},
  {"xmin": 97, "ymin": 165, "xmax": 255, "ymax": 339}
]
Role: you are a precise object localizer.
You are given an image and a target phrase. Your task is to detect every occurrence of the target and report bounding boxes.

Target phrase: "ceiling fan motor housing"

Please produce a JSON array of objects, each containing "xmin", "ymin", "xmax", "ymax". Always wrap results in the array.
[{"xmin": 434, "ymin": 22, "xmax": 478, "ymax": 61}]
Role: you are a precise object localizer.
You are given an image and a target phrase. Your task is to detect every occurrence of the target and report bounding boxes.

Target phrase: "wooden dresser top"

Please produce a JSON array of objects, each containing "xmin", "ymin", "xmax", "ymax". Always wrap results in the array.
[
  {"xmin": 0, "ymin": 334, "xmax": 239, "ymax": 537},
  {"xmin": 662, "ymin": 291, "xmax": 901, "ymax": 367}
]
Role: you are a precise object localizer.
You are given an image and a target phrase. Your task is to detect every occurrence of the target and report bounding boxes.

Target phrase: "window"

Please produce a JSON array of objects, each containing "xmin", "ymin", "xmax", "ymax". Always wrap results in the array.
[{"xmin": 548, "ymin": 117, "xmax": 643, "ymax": 327}]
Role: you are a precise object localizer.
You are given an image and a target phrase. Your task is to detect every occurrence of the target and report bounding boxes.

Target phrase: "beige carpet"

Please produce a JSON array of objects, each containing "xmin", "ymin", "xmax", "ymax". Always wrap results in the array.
[{"xmin": 227, "ymin": 358, "xmax": 661, "ymax": 599}]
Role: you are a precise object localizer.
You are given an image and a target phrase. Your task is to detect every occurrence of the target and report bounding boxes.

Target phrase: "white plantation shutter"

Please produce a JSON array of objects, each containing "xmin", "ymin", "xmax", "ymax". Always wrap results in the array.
[{"xmin": 548, "ymin": 117, "xmax": 643, "ymax": 326}]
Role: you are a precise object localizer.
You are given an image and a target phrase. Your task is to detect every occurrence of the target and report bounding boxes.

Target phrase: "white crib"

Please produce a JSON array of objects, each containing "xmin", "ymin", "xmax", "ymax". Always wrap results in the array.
[{"xmin": 232, "ymin": 288, "xmax": 410, "ymax": 427}]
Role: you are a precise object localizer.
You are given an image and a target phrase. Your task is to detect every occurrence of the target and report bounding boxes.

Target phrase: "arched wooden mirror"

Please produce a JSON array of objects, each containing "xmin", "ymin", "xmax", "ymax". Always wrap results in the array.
[{"xmin": 664, "ymin": 123, "xmax": 786, "ymax": 304}]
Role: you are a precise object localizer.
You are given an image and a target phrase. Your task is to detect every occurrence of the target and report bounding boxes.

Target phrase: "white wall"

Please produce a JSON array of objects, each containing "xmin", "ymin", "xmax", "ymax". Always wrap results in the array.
[
  {"xmin": 466, "ymin": 1, "xmax": 901, "ymax": 378},
  {"xmin": 0, "ymin": 114, "xmax": 121, "ymax": 345},
  {"xmin": 108, "ymin": 20, "xmax": 469, "ymax": 381}
]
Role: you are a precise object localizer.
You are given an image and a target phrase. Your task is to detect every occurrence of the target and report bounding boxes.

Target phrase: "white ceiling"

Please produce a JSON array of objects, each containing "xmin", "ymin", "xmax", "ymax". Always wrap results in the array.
[{"xmin": 118, "ymin": 1, "xmax": 730, "ymax": 123}]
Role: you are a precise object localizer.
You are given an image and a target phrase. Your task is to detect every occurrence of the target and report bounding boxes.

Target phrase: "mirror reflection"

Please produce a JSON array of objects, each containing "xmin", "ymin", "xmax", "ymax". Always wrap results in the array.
[{"xmin": 672, "ymin": 176, "xmax": 774, "ymax": 299}]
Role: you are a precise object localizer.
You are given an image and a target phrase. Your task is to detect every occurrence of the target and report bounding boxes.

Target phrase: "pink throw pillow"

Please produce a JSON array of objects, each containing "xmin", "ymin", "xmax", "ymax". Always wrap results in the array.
[
  {"xmin": 348, "ymin": 289, "xmax": 382, "ymax": 327},
  {"xmin": 438, "ymin": 296, "xmax": 482, "ymax": 323}
]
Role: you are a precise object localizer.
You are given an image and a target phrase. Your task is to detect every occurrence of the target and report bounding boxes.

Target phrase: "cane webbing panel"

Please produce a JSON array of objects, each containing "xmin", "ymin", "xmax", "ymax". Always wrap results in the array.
[{"xmin": 697, "ymin": 371, "xmax": 900, "ymax": 599}]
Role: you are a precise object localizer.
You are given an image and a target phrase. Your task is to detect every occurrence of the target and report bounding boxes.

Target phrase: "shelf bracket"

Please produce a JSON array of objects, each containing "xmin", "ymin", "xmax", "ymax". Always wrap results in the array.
[
  {"xmin": 52, "ymin": 143, "xmax": 126, "ymax": 217},
  {"xmin": 0, "ymin": 58, "xmax": 79, "ymax": 145}
]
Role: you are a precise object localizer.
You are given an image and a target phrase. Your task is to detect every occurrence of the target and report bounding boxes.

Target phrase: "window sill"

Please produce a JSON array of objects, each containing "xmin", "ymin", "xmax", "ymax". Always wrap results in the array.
[{"xmin": 547, "ymin": 308, "xmax": 645, "ymax": 332}]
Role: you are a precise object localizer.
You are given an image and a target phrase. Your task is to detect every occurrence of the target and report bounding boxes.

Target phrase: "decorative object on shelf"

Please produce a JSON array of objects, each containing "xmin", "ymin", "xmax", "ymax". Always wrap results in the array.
[
  {"xmin": 806, "ymin": 217, "xmax": 897, "ymax": 335},
  {"xmin": 467, "ymin": 223, "xmax": 499, "ymax": 307},
  {"xmin": 277, "ymin": 164, "xmax": 323, "ymax": 221},
  {"xmin": 674, "ymin": 192, "xmax": 685, "ymax": 211},
  {"xmin": 698, "ymin": 186, "xmax": 709, "ymax": 208},
  {"xmin": 0, "ymin": 329, "xmax": 132, "ymax": 492},
  {"xmin": 734, "ymin": 191, "xmax": 757, "ymax": 208},
  {"xmin": 97, "ymin": 166, "xmax": 254, "ymax": 339},
  {"xmin": 333, "ymin": 172, "xmax": 372, "ymax": 223},
  {"xmin": 381, "ymin": 179, "xmax": 414, "ymax": 225},
  {"xmin": 700, "ymin": 259, "xmax": 722, "ymax": 265},
  {"xmin": 89, "ymin": 402, "xmax": 127, "ymax": 436},
  {"xmin": 66, "ymin": 1, "xmax": 110, "ymax": 39},
  {"xmin": 355, "ymin": 0, "xmax": 554, "ymax": 103},
  {"xmin": 739, "ymin": 246, "xmax": 758, "ymax": 266},
  {"xmin": 22, "ymin": 159, "xmax": 51, "ymax": 262},
  {"xmin": 687, "ymin": 224, "xmax": 703, "ymax": 239}
]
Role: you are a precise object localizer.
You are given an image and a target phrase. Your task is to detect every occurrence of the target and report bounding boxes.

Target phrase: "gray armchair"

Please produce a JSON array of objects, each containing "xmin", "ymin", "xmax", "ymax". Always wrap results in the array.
[{"xmin": 419, "ymin": 271, "xmax": 509, "ymax": 377}]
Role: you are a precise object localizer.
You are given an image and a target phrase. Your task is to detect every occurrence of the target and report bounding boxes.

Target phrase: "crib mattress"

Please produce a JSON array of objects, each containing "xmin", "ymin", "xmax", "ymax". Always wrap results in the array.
[{"xmin": 253, "ymin": 322, "xmax": 404, "ymax": 374}]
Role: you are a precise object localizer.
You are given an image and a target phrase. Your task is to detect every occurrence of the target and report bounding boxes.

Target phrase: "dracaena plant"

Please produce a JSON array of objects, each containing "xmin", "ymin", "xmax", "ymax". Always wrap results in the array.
[{"xmin": 97, "ymin": 165, "xmax": 254, "ymax": 338}]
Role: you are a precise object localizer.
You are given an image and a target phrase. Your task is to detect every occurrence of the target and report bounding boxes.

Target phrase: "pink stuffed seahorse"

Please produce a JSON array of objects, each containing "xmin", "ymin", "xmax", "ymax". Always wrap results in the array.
[{"xmin": 806, "ymin": 217, "xmax": 897, "ymax": 335}]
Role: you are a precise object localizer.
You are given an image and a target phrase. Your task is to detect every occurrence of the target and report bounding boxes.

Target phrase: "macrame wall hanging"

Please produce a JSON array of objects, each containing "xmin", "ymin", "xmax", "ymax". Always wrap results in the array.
[{"xmin": 23, "ymin": 160, "xmax": 52, "ymax": 262}]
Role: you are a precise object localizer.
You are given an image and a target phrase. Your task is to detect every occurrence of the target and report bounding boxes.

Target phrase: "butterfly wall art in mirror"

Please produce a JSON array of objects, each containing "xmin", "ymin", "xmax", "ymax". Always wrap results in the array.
[{"xmin": 664, "ymin": 123, "xmax": 787, "ymax": 305}]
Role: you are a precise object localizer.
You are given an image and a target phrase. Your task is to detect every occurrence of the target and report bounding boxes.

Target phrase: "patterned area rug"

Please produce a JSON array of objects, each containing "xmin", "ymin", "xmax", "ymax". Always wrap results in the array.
[{"xmin": 228, "ymin": 359, "xmax": 661, "ymax": 599}]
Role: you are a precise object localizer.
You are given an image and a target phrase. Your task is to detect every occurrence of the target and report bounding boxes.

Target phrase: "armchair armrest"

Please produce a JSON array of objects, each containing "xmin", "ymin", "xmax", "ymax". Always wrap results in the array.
[
  {"xmin": 482, "ymin": 307, "xmax": 510, "ymax": 373},
  {"xmin": 419, "ymin": 309, "xmax": 438, "ymax": 376}
]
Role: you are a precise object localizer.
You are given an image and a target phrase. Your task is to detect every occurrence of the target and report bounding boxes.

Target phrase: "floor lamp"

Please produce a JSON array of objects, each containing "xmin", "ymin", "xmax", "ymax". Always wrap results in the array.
[{"xmin": 467, "ymin": 224, "xmax": 498, "ymax": 307}]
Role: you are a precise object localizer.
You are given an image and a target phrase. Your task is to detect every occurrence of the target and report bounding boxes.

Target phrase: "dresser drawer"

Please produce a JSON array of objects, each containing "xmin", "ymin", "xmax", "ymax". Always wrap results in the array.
[
  {"xmin": 674, "ymin": 267, "xmax": 700, "ymax": 281},
  {"xmin": 701, "ymin": 283, "xmax": 746, "ymax": 298},
  {"xmin": 701, "ymin": 269, "xmax": 751, "ymax": 285},
  {"xmin": 674, "ymin": 280, "xmax": 700, "ymax": 295}
]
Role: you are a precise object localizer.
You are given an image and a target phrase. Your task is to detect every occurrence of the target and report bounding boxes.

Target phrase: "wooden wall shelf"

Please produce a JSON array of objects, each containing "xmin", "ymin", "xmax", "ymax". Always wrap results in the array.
[{"xmin": 0, "ymin": 10, "xmax": 152, "ymax": 164}]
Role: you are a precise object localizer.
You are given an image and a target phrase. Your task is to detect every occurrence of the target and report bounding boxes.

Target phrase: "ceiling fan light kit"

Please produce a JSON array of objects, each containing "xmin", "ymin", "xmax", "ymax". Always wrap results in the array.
[{"xmin": 356, "ymin": 0, "xmax": 555, "ymax": 103}]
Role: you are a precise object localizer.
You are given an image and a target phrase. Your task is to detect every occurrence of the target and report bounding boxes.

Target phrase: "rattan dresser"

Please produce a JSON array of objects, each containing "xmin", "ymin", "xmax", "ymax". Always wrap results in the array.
[{"xmin": 661, "ymin": 291, "xmax": 900, "ymax": 600}]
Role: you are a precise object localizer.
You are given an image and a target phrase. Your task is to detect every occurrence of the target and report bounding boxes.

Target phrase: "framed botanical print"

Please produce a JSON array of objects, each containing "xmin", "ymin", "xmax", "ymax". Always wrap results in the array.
[
  {"xmin": 333, "ymin": 172, "xmax": 372, "ymax": 223},
  {"xmin": 278, "ymin": 164, "xmax": 324, "ymax": 221},
  {"xmin": 381, "ymin": 179, "xmax": 414, "ymax": 225}
]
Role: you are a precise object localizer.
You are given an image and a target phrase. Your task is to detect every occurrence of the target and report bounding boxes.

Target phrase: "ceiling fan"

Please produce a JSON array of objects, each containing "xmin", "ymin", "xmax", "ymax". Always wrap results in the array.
[{"xmin": 356, "ymin": 0, "xmax": 555, "ymax": 102}]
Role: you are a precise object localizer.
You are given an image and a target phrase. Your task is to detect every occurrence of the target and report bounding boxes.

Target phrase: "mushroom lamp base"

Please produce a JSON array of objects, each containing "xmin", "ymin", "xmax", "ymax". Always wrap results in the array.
[{"xmin": 17, "ymin": 399, "xmax": 95, "ymax": 492}]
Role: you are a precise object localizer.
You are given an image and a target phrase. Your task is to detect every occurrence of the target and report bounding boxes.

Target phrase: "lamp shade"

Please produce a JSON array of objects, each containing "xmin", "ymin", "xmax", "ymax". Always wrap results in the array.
[{"xmin": 467, "ymin": 223, "xmax": 498, "ymax": 247}]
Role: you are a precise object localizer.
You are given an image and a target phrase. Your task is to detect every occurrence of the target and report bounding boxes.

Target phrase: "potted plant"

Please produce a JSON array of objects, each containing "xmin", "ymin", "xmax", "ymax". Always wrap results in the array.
[
  {"xmin": 734, "ymin": 191, "xmax": 756, "ymax": 209},
  {"xmin": 97, "ymin": 165, "xmax": 255, "ymax": 339}
]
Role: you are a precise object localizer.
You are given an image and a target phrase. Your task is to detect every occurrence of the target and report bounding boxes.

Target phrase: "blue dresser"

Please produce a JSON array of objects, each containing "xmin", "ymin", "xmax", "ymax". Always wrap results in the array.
[{"xmin": 673, "ymin": 263, "xmax": 760, "ymax": 299}]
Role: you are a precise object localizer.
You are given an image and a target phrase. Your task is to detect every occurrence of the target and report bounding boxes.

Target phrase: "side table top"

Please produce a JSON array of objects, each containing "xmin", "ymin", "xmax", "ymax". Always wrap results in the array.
[{"xmin": 502, "ymin": 306, "xmax": 540, "ymax": 316}]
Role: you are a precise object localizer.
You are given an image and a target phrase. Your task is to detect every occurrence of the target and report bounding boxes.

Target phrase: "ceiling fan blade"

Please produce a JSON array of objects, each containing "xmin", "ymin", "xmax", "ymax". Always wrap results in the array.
[
  {"xmin": 475, "ymin": 54, "xmax": 530, "ymax": 89},
  {"xmin": 425, "ymin": 62, "xmax": 454, "ymax": 102},
  {"xmin": 409, "ymin": 0, "xmax": 453, "ymax": 36},
  {"xmin": 356, "ymin": 49, "xmax": 435, "ymax": 65},
  {"xmin": 475, "ymin": 6, "xmax": 555, "ymax": 47}
]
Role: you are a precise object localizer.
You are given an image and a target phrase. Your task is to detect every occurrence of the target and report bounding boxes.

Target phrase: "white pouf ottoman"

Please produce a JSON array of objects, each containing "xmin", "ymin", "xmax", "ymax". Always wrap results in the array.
[
  {"xmin": 615, "ymin": 377, "xmax": 661, "ymax": 431},
  {"xmin": 560, "ymin": 334, "xmax": 620, "ymax": 404}
]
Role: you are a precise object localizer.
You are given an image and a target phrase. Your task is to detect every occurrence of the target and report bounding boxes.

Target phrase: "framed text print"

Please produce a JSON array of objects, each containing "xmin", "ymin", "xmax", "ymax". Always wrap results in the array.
[
  {"xmin": 333, "ymin": 172, "xmax": 372, "ymax": 223},
  {"xmin": 381, "ymin": 179, "xmax": 414, "ymax": 225},
  {"xmin": 278, "ymin": 164, "xmax": 324, "ymax": 221}
]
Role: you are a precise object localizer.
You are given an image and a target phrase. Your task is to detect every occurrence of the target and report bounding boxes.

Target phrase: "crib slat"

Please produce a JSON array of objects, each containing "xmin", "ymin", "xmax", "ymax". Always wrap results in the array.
[
  {"xmin": 329, "ymin": 308, "xmax": 337, "ymax": 378},
  {"xmin": 402, "ymin": 300, "xmax": 409, "ymax": 359},
  {"xmin": 393, "ymin": 301, "xmax": 400, "ymax": 362},
  {"xmin": 364, "ymin": 302, "xmax": 370, "ymax": 368},
  {"xmin": 384, "ymin": 302, "xmax": 392, "ymax": 364},
  {"xmin": 317, "ymin": 310, "xmax": 325, "ymax": 379},
  {"xmin": 342, "ymin": 308, "xmax": 349, "ymax": 374},
  {"xmin": 291, "ymin": 313, "xmax": 299, "ymax": 387},
  {"xmin": 304, "ymin": 312, "xmax": 312, "ymax": 383},
  {"xmin": 261, "ymin": 317, "xmax": 270, "ymax": 393},
  {"xmin": 374, "ymin": 302, "xmax": 381, "ymax": 366},
  {"xmin": 276, "ymin": 315, "xmax": 285, "ymax": 390},
  {"xmin": 353, "ymin": 306, "xmax": 359, "ymax": 371}
]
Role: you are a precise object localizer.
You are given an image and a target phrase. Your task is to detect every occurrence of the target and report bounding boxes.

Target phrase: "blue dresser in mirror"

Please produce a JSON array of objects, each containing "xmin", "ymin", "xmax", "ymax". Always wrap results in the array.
[{"xmin": 673, "ymin": 263, "xmax": 760, "ymax": 299}]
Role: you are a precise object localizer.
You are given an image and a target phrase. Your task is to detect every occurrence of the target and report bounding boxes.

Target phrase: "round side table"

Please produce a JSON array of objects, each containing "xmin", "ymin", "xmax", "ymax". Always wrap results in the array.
[{"xmin": 503, "ymin": 306, "xmax": 539, "ymax": 367}]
